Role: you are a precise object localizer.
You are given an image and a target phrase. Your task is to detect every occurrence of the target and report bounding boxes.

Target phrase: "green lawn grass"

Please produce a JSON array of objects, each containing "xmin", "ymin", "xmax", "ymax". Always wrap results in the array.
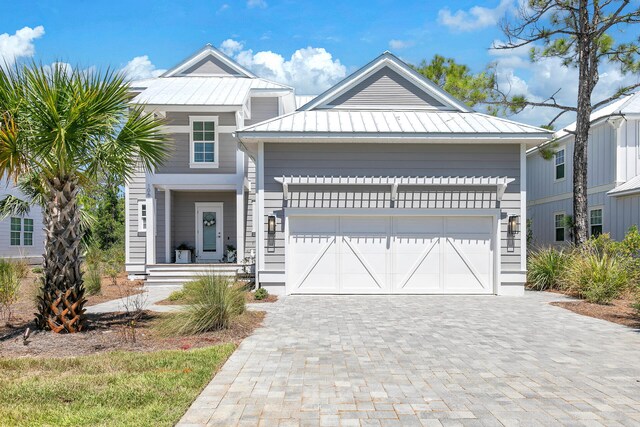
[{"xmin": 0, "ymin": 344, "xmax": 235, "ymax": 426}]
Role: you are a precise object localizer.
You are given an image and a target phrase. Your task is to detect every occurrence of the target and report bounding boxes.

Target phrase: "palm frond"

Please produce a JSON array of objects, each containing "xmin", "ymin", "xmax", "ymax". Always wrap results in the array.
[{"xmin": 0, "ymin": 194, "xmax": 31, "ymax": 219}]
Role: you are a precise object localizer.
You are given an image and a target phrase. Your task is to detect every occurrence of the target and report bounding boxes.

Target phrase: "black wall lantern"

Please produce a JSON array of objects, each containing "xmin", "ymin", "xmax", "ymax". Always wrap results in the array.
[
  {"xmin": 508, "ymin": 215, "xmax": 519, "ymax": 236},
  {"xmin": 267, "ymin": 215, "xmax": 276, "ymax": 235}
]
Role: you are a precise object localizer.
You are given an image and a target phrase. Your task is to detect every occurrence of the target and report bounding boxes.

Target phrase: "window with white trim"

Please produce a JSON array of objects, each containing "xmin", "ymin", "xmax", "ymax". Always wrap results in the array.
[
  {"xmin": 554, "ymin": 213, "xmax": 565, "ymax": 242},
  {"xmin": 138, "ymin": 201, "xmax": 147, "ymax": 232},
  {"xmin": 190, "ymin": 116, "xmax": 218, "ymax": 168},
  {"xmin": 555, "ymin": 149, "xmax": 565, "ymax": 180},
  {"xmin": 590, "ymin": 208, "xmax": 603, "ymax": 237},
  {"xmin": 10, "ymin": 217, "xmax": 33, "ymax": 246}
]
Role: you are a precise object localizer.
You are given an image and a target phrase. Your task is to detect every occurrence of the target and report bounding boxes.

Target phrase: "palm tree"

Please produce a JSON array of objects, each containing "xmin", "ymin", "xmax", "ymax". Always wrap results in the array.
[{"xmin": 0, "ymin": 63, "xmax": 168, "ymax": 333}]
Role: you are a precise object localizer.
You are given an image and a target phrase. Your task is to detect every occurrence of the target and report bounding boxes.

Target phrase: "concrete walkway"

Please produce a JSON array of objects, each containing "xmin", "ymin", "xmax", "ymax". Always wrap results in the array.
[
  {"xmin": 178, "ymin": 292, "xmax": 640, "ymax": 426},
  {"xmin": 86, "ymin": 285, "xmax": 181, "ymax": 314}
]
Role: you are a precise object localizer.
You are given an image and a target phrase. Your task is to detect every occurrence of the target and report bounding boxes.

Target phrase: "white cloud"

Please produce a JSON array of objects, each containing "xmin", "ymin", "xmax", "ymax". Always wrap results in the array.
[
  {"xmin": 490, "ymin": 41, "xmax": 640, "ymax": 128},
  {"xmin": 0, "ymin": 26, "xmax": 45, "ymax": 66},
  {"xmin": 247, "ymin": 0, "xmax": 267, "ymax": 8},
  {"xmin": 219, "ymin": 38, "xmax": 244, "ymax": 56},
  {"xmin": 217, "ymin": 3, "xmax": 230, "ymax": 13},
  {"xmin": 388, "ymin": 39, "xmax": 413, "ymax": 50},
  {"xmin": 219, "ymin": 40, "xmax": 347, "ymax": 94},
  {"xmin": 438, "ymin": 0, "xmax": 513, "ymax": 32},
  {"xmin": 120, "ymin": 55, "xmax": 165, "ymax": 81}
]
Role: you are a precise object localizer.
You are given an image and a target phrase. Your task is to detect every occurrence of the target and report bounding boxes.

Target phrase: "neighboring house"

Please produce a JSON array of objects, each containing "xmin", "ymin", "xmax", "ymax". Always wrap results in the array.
[
  {"xmin": 124, "ymin": 45, "xmax": 296, "ymax": 283},
  {"xmin": 237, "ymin": 52, "xmax": 551, "ymax": 296},
  {"xmin": 527, "ymin": 93, "xmax": 640, "ymax": 247},
  {"xmin": 0, "ymin": 180, "xmax": 44, "ymax": 263}
]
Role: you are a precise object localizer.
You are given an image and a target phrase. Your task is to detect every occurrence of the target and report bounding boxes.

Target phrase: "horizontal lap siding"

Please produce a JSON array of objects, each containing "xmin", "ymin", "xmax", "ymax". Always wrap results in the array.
[
  {"xmin": 127, "ymin": 170, "xmax": 146, "ymax": 270},
  {"xmin": 263, "ymin": 143, "xmax": 521, "ymax": 272},
  {"xmin": 171, "ymin": 191, "xmax": 237, "ymax": 258},
  {"xmin": 156, "ymin": 112, "xmax": 237, "ymax": 175},
  {"xmin": 0, "ymin": 182, "xmax": 44, "ymax": 259}
]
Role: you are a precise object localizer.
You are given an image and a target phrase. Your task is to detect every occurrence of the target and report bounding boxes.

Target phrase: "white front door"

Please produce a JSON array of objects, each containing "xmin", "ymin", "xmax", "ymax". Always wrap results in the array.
[
  {"xmin": 195, "ymin": 203, "xmax": 223, "ymax": 262},
  {"xmin": 288, "ymin": 215, "xmax": 495, "ymax": 294}
]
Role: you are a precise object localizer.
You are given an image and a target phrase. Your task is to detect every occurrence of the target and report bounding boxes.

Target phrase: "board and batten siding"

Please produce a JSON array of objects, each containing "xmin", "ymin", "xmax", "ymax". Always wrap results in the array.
[
  {"xmin": 262, "ymin": 142, "xmax": 522, "ymax": 275},
  {"xmin": 180, "ymin": 56, "xmax": 241, "ymax": 76},
  {"xmin": 155, "ymin": 112, "xmax": 237, "ymax": 175},
  {"xmin": 160, "ymin": 191, "xmax": 237, "ymax": 262},
  {"xmin": 527, "ymin": 122, "xmax": 616, "ymax": 202},
  {"xmin": 618, "ymin": 118, "xmax": 640, "ymax": 182},
  {"xmin": 126, "ymin": 169, "xmax": 147, "ymax": 273},
  {"xmin": 608, "ymin": 194, "xmax": 640, "ymax": 240},
  {"xmin": 326, "ymin": 67, "xmax": 445, "ymax": 108}
]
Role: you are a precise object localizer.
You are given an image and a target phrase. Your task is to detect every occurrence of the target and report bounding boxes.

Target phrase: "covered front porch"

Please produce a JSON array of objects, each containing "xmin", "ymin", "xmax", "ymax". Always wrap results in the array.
[{"xmin": 146, "ymin": 187, "xmax": 246, "ymax": 266}]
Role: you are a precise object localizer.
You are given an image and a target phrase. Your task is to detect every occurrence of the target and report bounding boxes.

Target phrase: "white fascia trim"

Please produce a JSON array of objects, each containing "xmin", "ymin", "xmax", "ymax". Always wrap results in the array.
[
  {"xmin": 141, "ymin": 105, "xmax": 242, "ymax": 113},
  {"xmin": 147, "ymin": 173, "xmax": 243, "ymax": 187},
  {"xmin": 237, "ymin": 133, "xmax": 549, "ymax": 144},
  {"xmin": 527, "ymin": 183, "xmax": 616, "ymax": 206},
  {"xmin": 608, "ymin": 188, "xmax": 640, "ymax": 197}
]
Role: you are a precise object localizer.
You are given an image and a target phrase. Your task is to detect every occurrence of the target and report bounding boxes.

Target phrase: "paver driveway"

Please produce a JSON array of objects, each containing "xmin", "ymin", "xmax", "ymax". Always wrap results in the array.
[{"xmin": 179, "ymin": 293, "xmax": 640, "ymax": 426}]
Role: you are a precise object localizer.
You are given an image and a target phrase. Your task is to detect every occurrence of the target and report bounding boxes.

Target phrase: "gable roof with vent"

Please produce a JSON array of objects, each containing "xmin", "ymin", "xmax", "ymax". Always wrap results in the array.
[
  {"xmin": 237, "ymin": 51, "xmax": 552, "ymax": 144},
  {"xmin": 162, "ymin": 44, "xmax": 255, "ymax": 78}
]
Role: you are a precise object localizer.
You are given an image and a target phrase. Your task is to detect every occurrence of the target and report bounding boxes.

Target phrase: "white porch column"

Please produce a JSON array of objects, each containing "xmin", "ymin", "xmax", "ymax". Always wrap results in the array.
[
  {"xmin": 256, "ymin": 142, "xmax": 265, "ymax": 276},
  {"xmin": 145, "ymin": 185, "xmax": 156, "ymax": 265},
  {"xmin": 236, "ymin": 186, "xmax": 245, "ymax": 263},
  {"xmin": 164, "ymin": 189, "xmax": 171, "ymax": 264},
  {"xmin": 520, "ymin": 143, "xmax": 527, "ymax": 271}
]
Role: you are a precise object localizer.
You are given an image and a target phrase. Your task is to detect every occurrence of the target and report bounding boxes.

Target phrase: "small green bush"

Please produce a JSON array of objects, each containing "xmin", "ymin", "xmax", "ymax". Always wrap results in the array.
[
  {"xmin": 563, "ymin": 247, "xmax": 635, "ymax": 304},
  {"xmin": 527, "ymin": 247, "xmax": 569, "ymax": 290},
  {"xmin": 167, "ymin": 288, "xmax": 187, "ymax": 302},
  {"xmin": 32, "ymin": 266, "xmax": 43, "ymax": 274},
  {"xmin": 0, "ymin": 259, "xmax": 21, "ymax": 320},
  {"xmin": 160, "ymin": 275, "xmax": 246, "ymax": 335},
  {"xmin": 10, "ymin": 258, "xmax": 29, "ymax": 280},
  {"xmin": 85, "ymin": 265, "xmax": 102, "ymax": 296},
  {"xmin": 254, "ymin": 287, "xmax": 268, "ymax": 300}
]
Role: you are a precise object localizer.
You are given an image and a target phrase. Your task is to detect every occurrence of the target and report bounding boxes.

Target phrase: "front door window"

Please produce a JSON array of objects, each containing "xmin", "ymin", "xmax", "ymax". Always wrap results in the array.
[
  {"xmin": 202, "ymin": 211, "xmax": 217, "ymax": 253},
  {"xmin": 196, "ymin": 203, "xmax": 223, "ymax": 262}
]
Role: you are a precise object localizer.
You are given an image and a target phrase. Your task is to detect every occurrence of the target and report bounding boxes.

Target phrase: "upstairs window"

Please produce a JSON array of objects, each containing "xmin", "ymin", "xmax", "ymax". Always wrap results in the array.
[
  {"xmin": 590, "ymin": 208, "xmax": 603, "ymax": 237},
  {"xmin": 10, "ymin": 217, "xmax": 33, "ymax": 246},
  {"xmin": 190, "ymin": 116, "xmax": 218, "ymax": 168},
  {"xmin": 554, "ymin": 213, "xmax": 565, "ymax": 242},
  {"xmin": 555, "ymin": 149, "xmax": 565, "ymax": 180}
]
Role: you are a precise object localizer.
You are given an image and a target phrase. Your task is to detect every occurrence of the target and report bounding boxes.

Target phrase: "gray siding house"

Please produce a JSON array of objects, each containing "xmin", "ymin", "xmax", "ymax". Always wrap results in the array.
[
  {"xmin": 237, "ymin": 52, "xmax": 551, "ymax": 296},
  {"xmin": 124, "ymin": 45, "xmax": 295, "ymax": 283},
  {"xmin": 527, "ymin": 93, "xmax": 640, "ymax": 247},
  {"xmin": 0, "ymin": 180, "xmax": 44, "ymax": 263}
]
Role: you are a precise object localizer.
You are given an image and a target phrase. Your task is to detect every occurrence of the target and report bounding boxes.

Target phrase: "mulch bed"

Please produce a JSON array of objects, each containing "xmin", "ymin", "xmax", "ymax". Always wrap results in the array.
[
  {"xmin": 0, "ymin": 310, "xmax": 265, "ymax": 358},
  {"xmin": 84, "ymin": 273, "xmax": 144, "ymax": 306},
  {"xmin": 550, "ymin": 297, "xmax": 640, "ymax": 329}
]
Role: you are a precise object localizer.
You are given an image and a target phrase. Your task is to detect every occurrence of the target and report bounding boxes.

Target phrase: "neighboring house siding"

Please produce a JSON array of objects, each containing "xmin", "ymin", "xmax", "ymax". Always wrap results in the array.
[
  {"xmin": 527, "ymin": 122, "xmax": 615, "ymax": 202},
  {"xmin": 245, "ymin": 97, "xmax": 279, "ymax": 126},
  {"xmin": 155, "ymin": 112, "xmax": 237, "ymax": 175},
  {"xmin": 0, "ymin": 181, "xmax": 44, "ymax": 262},
  {"xmin": 262, "ymin": 143, "xmax": 521, "ymax": 272},
  {"xmin": 608, "ymin": 194, "xmax": 640, "ymax": 240},
  {"xmin": 618, "ymin": 119, "xmax": 640, "ymax": 182},
  {"xmin": 326, "ymin": 67, "xmax": 445, "ymax": 108},
  {"xmin": 127, "ymin": 169, "xmax": 147, "ymax": 272},
  {"xmin": 180, "ymin": 56, "xmax": 241, "ymax": 76},
  {"xmin": 168, "ymin": 191, "xmax": 237, "ymax": 260}
]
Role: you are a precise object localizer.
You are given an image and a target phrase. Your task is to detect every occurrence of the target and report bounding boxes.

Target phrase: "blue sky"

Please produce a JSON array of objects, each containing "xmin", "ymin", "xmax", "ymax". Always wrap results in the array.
[{"xmin": 1, "ymin": 0, "xmax": 638, "ymax": 127}]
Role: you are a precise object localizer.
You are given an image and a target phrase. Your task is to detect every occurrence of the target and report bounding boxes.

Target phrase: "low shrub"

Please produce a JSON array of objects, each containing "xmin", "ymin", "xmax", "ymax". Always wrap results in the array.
[
  {"xmin": 159, "ymin": 275, "xmax": 246, "ymax": 335},
  {"xmin": 32, "ymin": 266, "xmax": 43, "ymax": 274},
  {"xmin": 10, "ymin": 258, "xmax": 29, "ymax": 280},
  {"xmin": 167, "ymin": 288, "xmax": 187, "ymax": 302},
  {"xmin": 563, "ymin": 246, "xmax": 635, "ymax": 304},
  {"xmin": 85, "ymin": 265, "xmax": 102, "ymax": 296},
  {"xmin": 254, "ymin": 287, "xmax": 268, "ymax": 300},
  {"xmin": 527, "ymin": 247, "xmax": 569, "ymax": 290},
  {"xmin": 0, "ymin": 259, "xmax": 21, "ymax": 320}
]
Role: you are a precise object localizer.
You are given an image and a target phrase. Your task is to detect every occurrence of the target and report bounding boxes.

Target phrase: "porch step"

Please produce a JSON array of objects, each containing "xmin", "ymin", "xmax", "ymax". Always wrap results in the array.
[{"xmin": 145, "ymin": 263, "xmax": 251, "ymax": 286}]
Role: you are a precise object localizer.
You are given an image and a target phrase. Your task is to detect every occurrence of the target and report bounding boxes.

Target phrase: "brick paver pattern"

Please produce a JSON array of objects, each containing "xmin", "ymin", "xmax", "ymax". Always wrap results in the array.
[{"xmin": 178, "ymin": 292, "xmax": 640, "ymax": 426}]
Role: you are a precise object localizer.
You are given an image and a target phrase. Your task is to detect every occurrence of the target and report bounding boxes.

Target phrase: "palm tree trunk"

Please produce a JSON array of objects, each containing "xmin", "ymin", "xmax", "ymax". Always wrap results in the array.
[{"xmin": 35, "ymin": 176, "xmax": 87, "ymax": 333}]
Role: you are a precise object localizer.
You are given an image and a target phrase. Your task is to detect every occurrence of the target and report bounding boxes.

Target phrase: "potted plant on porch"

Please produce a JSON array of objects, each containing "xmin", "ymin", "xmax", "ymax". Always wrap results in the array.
[{"xmin": 175, "ymin": 243, "xmax": 194, "ymax": 264}]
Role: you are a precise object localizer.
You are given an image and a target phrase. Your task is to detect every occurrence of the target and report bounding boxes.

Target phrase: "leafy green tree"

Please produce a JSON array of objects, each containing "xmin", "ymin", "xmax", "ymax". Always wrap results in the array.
[
  {"xmin": 495, "ymin": 0, "xmax": 640, "ymax": 245},
  {"xmin": 84, "ymin": 176, "xmax": 126, "ymax": 251},
  {"xmin": 0, "ymin": 63, "xmax": 168, "ymax": 333},
  {"xmin": 413, "ymin": 55, "xmax": 500, "ymax": 112}
]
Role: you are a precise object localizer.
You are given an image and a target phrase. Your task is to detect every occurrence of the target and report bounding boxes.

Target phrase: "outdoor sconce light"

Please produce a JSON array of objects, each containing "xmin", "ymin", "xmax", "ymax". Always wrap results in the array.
[
  {"xmin": 267, "ymin": 215, "xmax": 276, "ymax": 235},
  {"xmin": 508, "ymin": 215, "xmax": 519, "ymax": 236}
]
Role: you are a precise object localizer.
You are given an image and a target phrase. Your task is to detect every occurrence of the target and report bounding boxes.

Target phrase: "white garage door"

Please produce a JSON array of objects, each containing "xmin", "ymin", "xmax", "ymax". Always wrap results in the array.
[{"xmin": 288, "ymin": 215, "xmax": 495, "ymax": 294}]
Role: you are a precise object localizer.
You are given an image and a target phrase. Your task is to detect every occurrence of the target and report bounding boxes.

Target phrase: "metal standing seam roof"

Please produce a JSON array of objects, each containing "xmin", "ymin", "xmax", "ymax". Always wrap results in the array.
[
  {"xmin": 129, "ymin": 76, "xmax": 291, "ymax": 106},
  {"xmin": 237, "ymin": 110, "xmax": 551, "ymax": 135},
  {"xmin": 608, "ymin": 175, "xmax": 640, "ymax": 197}
]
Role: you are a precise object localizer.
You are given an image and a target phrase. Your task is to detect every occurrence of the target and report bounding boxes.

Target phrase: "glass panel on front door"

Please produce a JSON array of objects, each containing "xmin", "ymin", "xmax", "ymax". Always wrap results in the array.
[{"xmin": 202, "ymin": 211, "xmax": 217, "ymax": 253}]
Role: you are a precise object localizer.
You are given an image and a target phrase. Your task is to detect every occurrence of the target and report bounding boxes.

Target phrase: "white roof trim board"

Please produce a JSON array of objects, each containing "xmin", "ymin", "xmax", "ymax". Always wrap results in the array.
[
  {"xmin": 302, "ymin": 52, "xmax": 470, "ymax": 112},
  {"xmin": 238, "ymin": 110, "xmax": 551, "ymax": 139},
  {"xmin": 275, "ymin": 176, "xmax": 515, "ymax": 202},
  {"xmin": 608, "ymin": 175, "xmax": 640, "ymax": 197},
  {"xmin": 161, "ymin": 44, "xmax": 256, "ymax": 78}
]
